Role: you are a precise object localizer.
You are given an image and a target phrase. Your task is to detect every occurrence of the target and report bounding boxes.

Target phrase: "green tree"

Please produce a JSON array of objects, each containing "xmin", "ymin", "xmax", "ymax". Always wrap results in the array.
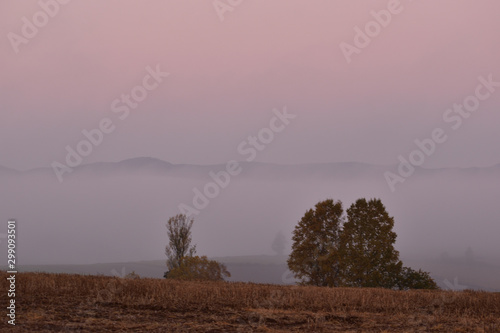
[
  {"xmin": 288, "ymin": 198, "xmax": 437, "ymax": 289},
  {"xmin": 340, "ymin": 198, "xmax": 403, "ymax": 288},
  {"xmin": 287, "ymin": 199, "xmax": 344, "ymax": 287},
  {"xmin": 166, "ymin": 256, "xmax": 231, "ymax": 281},
  {"xmin": 165, "ymin": 214, "xmax": 197, "ymax": 277}
]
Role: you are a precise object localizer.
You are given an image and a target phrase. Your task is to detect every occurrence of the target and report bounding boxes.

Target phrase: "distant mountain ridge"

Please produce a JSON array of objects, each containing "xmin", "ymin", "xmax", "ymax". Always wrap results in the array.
[{"xmin": 1, "ymin": 157, "xmax": 499, "ymax": 180}]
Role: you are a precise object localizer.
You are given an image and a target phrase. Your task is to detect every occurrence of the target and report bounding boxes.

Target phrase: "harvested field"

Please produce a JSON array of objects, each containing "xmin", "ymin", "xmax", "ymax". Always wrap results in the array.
[{"xmin": 0, "ymin": 272, "xmax": 499, "ymax": 332}]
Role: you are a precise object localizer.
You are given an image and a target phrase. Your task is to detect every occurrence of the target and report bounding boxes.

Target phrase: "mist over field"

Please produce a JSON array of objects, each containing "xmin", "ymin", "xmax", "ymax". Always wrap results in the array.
[{"xmin": 1, "ymin": 159, "xmax": 499, "ymax": 290}]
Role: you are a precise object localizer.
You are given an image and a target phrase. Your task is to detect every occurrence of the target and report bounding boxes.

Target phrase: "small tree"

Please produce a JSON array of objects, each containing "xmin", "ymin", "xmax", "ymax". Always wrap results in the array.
[
  {"xmin": 165, "ymin": 214, "xmax": 197, "ymax": 277},
  {"xmin": 166, "ymin": 256, "xmax": 231, "ymax": 281},
  {"xmin": 464, "ymin": 246, "xmax": 475, "ymax": 263},
  {"xmin": 340, "ymin": 198, "xmax": 403, "ymax": 288},
  {"xmin": 271, "ymin": 231, "xmax": 287, "ymax": 256},
  {"xmin": 287, "ymin": 199, "xmax": 344, "ymax": 287}
]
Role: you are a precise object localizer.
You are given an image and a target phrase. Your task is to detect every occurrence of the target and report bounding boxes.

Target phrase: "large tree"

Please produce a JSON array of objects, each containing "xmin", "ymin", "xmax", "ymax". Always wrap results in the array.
[
  {"xmin": 288, "ymin": 198, "xmax": 436, "ymax": 289},
  {"xmin": 165, "ymin": 214, "xmax": 197, "ymax": 276},
  {"xmin": 340, "ymin": 198, "xmax": 403, "ymax": 288},
  {"xmin": 287, "ymin": 199, "xmax": 344, "ymax": 287}
]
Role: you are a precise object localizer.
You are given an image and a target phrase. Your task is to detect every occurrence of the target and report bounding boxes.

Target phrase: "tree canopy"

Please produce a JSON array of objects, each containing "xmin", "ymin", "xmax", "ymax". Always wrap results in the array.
[
  {"xmin": 288, "ymin": 198, "xmax": 437, "ymax": 290},
  {"xmin": 287, "ymin": 199, "xmax": 344, "ymax": 287},
  {"xmin": 340, "ymin": 198, "xmax": 402, "ymax": 288},
  {"xmin": 165, "ymin": 214, "xmax": 197, "ymax": 272}
]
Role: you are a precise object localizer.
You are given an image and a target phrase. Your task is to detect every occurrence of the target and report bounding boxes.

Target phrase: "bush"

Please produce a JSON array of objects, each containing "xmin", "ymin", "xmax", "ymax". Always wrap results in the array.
[
  {"xmin": 165, "ymin": 256, "xmax": 231, "ymax": 281},
  {"xmin": 397, "ymin": 267, "xmax": 439, "ymax": 290}
]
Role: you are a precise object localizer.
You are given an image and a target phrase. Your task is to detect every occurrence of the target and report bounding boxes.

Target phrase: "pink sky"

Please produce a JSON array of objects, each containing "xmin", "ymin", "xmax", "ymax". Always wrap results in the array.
[{"xmin": 1, "ymin": 0, "xmax": 499, "ymax": 170}]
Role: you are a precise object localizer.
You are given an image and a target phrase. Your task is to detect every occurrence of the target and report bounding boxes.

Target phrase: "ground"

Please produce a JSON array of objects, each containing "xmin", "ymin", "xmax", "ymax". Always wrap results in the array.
[{"xmin": 0, "ymin": 272, "xmax": 499, "ymax": 332}]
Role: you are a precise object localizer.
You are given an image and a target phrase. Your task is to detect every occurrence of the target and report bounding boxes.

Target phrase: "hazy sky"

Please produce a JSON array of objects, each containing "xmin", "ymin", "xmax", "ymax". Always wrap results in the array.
[{"xmin": 1, "ymin": 0, "xmax": 499, "ymax": 170}]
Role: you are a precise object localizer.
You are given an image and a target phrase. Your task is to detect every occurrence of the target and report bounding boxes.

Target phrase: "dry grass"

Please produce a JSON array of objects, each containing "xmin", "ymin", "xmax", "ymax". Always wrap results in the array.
[{"xmin": 0, "ymin": 272, "xmax": 499, "ymax": 332}]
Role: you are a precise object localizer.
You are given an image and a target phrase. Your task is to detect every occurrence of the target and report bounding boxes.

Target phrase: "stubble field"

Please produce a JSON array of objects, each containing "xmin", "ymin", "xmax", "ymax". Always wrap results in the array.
[{"xmin": 0, "ymin": 272, "xmax": 499, "ymax": 332}]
